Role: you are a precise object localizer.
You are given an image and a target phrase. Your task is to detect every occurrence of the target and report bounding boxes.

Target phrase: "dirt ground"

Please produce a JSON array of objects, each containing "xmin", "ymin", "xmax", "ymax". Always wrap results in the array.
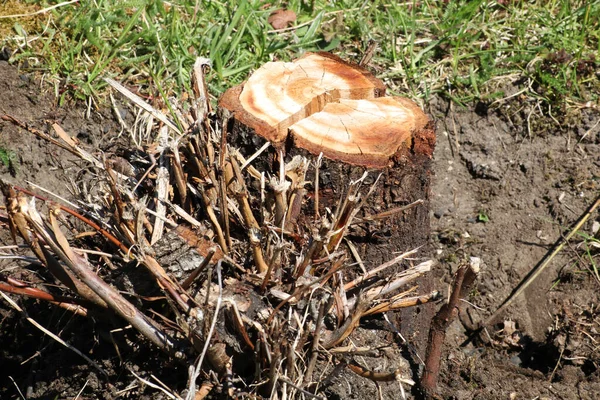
[{"xmin": 1, "ymin": 59, "xmax": 600, "ymax": 399}]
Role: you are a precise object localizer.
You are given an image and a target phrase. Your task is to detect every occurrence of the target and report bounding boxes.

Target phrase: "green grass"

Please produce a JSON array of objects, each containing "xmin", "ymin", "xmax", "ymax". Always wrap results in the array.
[
  {"xmin": 0, "ymin": 147, "xmax": 17, "ymax": 173},
  {"xmin": 1, "ymin": 0, "xmax": 598, "ymax": 122},
  {"xmin": 574, "ymin": 229, "xmax": 600, "ymax": 284}
]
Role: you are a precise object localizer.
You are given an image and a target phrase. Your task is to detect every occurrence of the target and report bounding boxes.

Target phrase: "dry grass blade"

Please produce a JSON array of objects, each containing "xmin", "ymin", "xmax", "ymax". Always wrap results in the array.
[
  {"xmin": 484, "ymin": 194, "xmax": 600, "ymax": 327},
  {"xmin": 0, "ymin": 291, "xmax": 107, "ymax": 378},
  {"xmin": 344, "ymin": 247, "xmax": 421, "ymax": 291},
  {"xmin": 104, "ymin": 77, "xmax": 181, "ymax": 134},
  {"xmin": 52, "ymin": 123, "xmax": 103, "ymax": 168}
]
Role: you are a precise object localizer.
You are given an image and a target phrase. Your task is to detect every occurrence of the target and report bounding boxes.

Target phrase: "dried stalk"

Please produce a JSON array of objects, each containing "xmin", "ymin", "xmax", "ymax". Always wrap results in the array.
[
  {"xmin": 323, "ymin": 295, "xmax": 369, "ymax": 349},
  {"xmin": 352, "ymin": 199, "xmax": 424, "ymax": 225},
  {"xmin": 188, "ymin": 138, "xmax": 217, "ymax": 203},
  {"xmin": 1, "ymin": 115, "xmax": 93, "ymax": 163},
  {"xmin": 12, "ymin": 185, "xmax": 130, "ymax": 254},
  {"xmin": 229, "ymin": 155, "xmax": 269, "ymax": 273},
  {"xmin": 170, "ymin": 145, "xmax": 188, "ymax": 207},
  {"xmin": 268, "ymin": 257, "xmax": 346, "ymax": 325},
  {"xmin": 0, "ymin": 280, "xmax": 88, "ymax": 316},
  {"xmin": 190, "ymin": 57, "xmax": 212, "ymax": 131},
  {"xmin": 364, "ymin": 290, "xmax": 440, "ymax": 316},
  {"xmin": 326, "ymin": 194, "xmax": 359, "ymax": 253},
  {"xmin": 348, "ymin": 361, "xmax": 413, "ymax": 385},
  {"xmin": 344, "ymin": 247, "xmax": 421, "ymax": 291},
  {"xmin": 218, "ymin": 115, "xmax": 232, "ymax": 250},
  {"xmin": 104, "ymin": 77, "xmax": 181, "ymax": 134},
  {"xmin": 295, "ymin": 219, "xmax": 331, "ymax": 277},
  {"xmin": 151, "ymin": 125, "xmax": 170, "ymax": 245},
  {"xmin": 52, "ymin": 123, "xmax": 104, "ymax": 168},
  {"xmin": 344, "ymin": 260, "xmax": 433, "ymax": 313},
  {"xmin": 181, "ymin": 248, "xmax": 216, "ymax": 290},
  {"xmin": 38, "ymin": 209, "xmax": 178, "ymax": 353},
  {"xmin": 2, "ymin": 184, "xmax": 108, "ymax": 308},
  {"xmin": 194, "ymin": 182, "xmax": 229, "ymax": 253},
  {"xmin": 313, "ymin": 153, "xmax": 323, "ymax": 219},
  {"xmin": 303, "ymin": 297, "xmax": 330, "ymax": 385},
  {"xmin": 186, "ymin": 261, "xmax": 223, "ymax": 400}
]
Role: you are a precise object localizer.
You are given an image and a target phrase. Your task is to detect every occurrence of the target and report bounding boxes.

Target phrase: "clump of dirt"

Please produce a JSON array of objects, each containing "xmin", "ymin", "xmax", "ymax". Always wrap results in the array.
[{"xmin": 2, "ymin": 57, "xmax": 600, "ymax": 399}]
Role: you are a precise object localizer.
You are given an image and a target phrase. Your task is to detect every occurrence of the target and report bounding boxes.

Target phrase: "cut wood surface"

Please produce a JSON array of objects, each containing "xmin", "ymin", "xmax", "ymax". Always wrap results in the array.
[
  {"xmin": 219, "ymin": 52, "xmax": 432, "ymax": 167},
  {"xmin": 291, "ymin": 97, "xmax": 430, "ymax": 167}
]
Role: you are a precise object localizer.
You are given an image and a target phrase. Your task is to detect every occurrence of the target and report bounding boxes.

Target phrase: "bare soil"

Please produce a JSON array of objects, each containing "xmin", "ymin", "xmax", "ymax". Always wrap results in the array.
[{"xmin": 1, "ymin": 59, "xmax": 600, "ymax": 399}]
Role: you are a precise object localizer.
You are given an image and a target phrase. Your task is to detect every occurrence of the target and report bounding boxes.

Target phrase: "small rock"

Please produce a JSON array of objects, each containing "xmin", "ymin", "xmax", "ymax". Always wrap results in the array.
[
  {"xmin": 460, "ymin": 151, "xmax": 503, "ymax": 180},
  {"xmin": 509, "ymin": 354, "xmax": 522, "ymax": 366},
  {"xmin": 434, "ymin": 208, "xmax": 446, "ymax": 218}
]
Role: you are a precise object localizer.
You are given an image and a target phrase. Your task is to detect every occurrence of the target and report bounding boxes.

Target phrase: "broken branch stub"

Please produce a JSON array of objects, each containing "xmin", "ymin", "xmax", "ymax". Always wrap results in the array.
[{"xmin": 219, "ymin": 52, "xmax": 434, "ymax": 168}]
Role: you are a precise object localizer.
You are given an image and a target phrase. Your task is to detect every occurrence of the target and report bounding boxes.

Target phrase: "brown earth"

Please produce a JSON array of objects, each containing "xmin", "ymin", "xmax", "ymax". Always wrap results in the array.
[{"xmin": 1, "ymin": 59, "xmax": 600, "ymax": 399}]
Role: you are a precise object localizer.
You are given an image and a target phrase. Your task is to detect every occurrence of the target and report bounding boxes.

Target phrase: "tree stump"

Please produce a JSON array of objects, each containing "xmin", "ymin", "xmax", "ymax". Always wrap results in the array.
[{"xmin": 219, "ymin": 52, "xmax": 435, "ymax": 358}]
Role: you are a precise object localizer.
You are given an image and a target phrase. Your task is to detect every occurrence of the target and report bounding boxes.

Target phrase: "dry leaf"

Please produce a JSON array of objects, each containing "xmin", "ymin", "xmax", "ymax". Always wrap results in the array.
[{"xmin": 268, "ymin": 9, "xmax": 296, "ymax": 30}]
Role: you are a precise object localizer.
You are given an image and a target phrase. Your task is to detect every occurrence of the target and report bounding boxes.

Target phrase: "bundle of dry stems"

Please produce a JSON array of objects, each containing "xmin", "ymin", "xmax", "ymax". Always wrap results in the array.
[{"xmin": 0, "ymin": 58, "xmax": 451, "ymax": 399}]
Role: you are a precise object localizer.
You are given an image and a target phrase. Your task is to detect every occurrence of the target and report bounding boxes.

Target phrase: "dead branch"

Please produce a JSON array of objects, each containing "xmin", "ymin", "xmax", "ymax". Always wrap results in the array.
[
  {"xmin": 419, "ymin": 261, "xmax": 479, "ymax": 399},
  {"xmin": 0, "ymin": 279, "xmax": 88, "ymax": 316},
  {"xmin": 348, "ymin": 361, "xmax": 413, "ymax": 385}
]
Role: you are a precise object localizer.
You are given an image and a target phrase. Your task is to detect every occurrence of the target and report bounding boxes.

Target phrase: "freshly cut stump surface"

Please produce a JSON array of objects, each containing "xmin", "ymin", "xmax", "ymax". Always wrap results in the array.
[
  {"xmin": 222, "ymin": 52, "xmax": 384, "ymax": 144},
  {"xmin": 219, "ymin": 51, "xmax": 436, "ymax": 365},
  {"xmin": 220, "ymin": 52, "xmax": 433, "ymax": 169},
  {"xmin": 290, "ymin": 96, "xmax": 430, "ymax": 167}
]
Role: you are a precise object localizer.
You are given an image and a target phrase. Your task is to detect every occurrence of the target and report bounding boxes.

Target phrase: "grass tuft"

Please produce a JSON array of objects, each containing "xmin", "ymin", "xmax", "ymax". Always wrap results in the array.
[
  {"xmin": 1, "ymin": 0, "xmax": 598, "ymax": 127},
  {"xmin": 0, "ymin": 147, "xmax": 17, "ymax": 174}
]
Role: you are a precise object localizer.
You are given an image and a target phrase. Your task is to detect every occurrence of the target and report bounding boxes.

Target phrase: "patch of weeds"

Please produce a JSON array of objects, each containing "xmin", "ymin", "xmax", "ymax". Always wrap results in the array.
[
  {"xmin": 574, "ymin": 229, "xmax": 600, "ymax": 283},
  {"xmin": 0, "ymin": 147, "xmax": 18, "ymax": 175},
  {"xmin": 476, "ymin": 210, "xmax": 490, "ymax": 223},
  {"xmin": 554, "ymin": 227, "xmax": 600, "ymax": 288}
]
